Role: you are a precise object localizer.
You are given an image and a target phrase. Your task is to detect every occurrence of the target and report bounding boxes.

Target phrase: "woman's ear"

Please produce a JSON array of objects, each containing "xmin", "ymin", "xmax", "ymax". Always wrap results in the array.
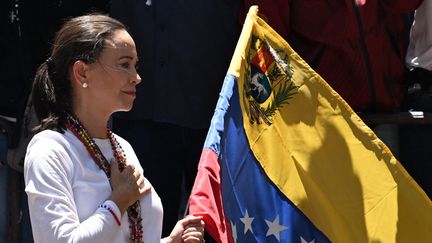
[{"xmin": 72, "ymin": 60, "xmax": 89, "ymax": 88}]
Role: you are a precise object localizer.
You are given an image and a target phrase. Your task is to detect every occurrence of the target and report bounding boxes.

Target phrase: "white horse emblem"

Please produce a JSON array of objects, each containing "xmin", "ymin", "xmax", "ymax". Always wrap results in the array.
[{"xmin": 251, "ymin": 72, "xmax": 269, "ymax": 99}]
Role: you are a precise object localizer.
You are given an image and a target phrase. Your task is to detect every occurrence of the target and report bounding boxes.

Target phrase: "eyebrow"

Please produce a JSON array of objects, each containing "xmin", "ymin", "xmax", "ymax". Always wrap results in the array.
[
  {"xmin": 117, "ymin": 56, "xmax": 139, "ymax": 63},
  {"xmin": 118, "ymin": 56, "xmax": 134, "ymax": 61}
]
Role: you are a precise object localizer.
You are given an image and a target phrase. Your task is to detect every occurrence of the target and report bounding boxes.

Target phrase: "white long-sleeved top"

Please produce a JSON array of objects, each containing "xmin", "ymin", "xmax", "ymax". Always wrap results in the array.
[
  {"xmin": 24, "ymin": 129, "xmax": 164, "ymax": 243},
  {"xmin": 406, "ymin": 0, "xmax": 432, "ymax": 71}
]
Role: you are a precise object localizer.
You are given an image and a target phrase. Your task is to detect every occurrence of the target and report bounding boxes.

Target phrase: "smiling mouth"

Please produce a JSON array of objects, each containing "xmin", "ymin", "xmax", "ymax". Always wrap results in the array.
[{"xmin": 122, "ymin": 91, "xmax": 136, "ymax": 97}]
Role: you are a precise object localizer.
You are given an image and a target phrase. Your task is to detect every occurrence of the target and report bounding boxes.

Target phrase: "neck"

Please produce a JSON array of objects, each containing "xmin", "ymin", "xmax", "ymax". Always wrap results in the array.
[
  {"xmin": 71, "ymin": 87, "xmax": 112, "ymax": 139},
  {"xmin": 73, "ymin": 109, "xmax": 110, "ymax": 139}
]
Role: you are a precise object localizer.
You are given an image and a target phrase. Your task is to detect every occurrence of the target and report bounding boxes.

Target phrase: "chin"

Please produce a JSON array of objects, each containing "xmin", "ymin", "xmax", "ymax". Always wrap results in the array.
[
  {"xmin": 113, "ymin": 100, "xmax": 135, "ymax": 112},
  {"xmin": 118, "ymin": 107, "xmax": 133, "ymax": 112},
  {"xmin": 115, "ymin": 105, "xmax": 133, "ymax": 112}
]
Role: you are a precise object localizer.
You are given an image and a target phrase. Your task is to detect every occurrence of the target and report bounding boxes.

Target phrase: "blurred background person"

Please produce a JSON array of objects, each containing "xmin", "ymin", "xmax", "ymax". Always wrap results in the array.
[
  {"xmin": 401, "ymin": 0, "xmax": 432, "ymax": 198},
  {"xmin": 241, "ymin": 0, "xmax": 421, "ymax": 162}
]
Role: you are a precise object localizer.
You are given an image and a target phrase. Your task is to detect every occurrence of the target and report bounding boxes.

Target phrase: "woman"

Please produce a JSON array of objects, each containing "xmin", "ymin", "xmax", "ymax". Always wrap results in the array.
[{"xmin": 24, "ymin": 14, "xmax": 204, "ymax": 243}]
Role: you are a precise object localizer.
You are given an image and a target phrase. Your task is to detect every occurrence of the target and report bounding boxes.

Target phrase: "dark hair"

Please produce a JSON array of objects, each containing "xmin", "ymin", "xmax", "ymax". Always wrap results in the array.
[{"xmin": 32, "ymin": 14, "xmax": 126, "ymax": 132}]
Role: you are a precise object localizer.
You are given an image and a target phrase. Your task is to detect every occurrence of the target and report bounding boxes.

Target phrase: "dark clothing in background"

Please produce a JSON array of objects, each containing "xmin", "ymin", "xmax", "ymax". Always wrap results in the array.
[
  {"xmin": 111, "ymin": 0, "xmax": 241, "ymax": 236},
  {"xmin": 111, "ymin": 0, "xmax": 241, "ymax": 129},
  {"xmin": 400, "ymin": 68, "xmax": 432, "ymax": 198},
  {"xmin": 0, "ymin": 0, "xmax": 110, "ymax": 120},
  {"xmin": 242, "ymin": 0, "xmax": 422, "ymax": 112}
]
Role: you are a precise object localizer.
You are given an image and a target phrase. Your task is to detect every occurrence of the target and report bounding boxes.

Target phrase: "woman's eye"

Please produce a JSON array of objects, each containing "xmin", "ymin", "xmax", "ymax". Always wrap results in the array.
[{"xmin": 120, "ymin": 63, "xmax": 130, "ymax": 69}]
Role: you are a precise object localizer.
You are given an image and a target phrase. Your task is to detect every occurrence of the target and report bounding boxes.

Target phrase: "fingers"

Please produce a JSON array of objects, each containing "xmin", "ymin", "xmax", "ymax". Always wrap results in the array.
[
  {"xmin": 183, "ymin": 225, "xmax": 204, "ymax": 235},
  {"xmin": 125, "ymin": 165, "xmax": 151, "ymax": 197},
  {"xmin": 111, "ymin": 158, "xmax": 150, "ymax": 196},
  {"xmin": 182, "ymin": 226, "xmax": 204, "ymax": 243},
  {"xmin": 182, "ymin": 224, "xmax": 205, "ymax": 243},
  {"xmin": 118, "ymin": 163, "xmax": 138, "ymax": 185},
  {"xmin": 122, "ymin": 163, "xmax": 135, "ymax": 176},
  {"xmin": 182, "ymin": 234, "xmax": 203, "ymax": 243},
  {"xmin": 137, "ymin": 176, "xmax": 152, "ymax": 196},
  {"xmin": 181, "ymin": 215, "xmax": 204, "ymax": 225},
  {"xmin": 109, "ymin": 159, "xmax": 151, "ymax": 213},
  {"xmin": 139, "ymin": 180, "xmax": 152, "ymax": 195},
  {"xmin": 137, "ymin": 174, "xmax": 145, "ymax": 188},
  {"xmin": 167, "ymin": 216, "xmax": 205, "ymax": 243},
  {"xmin": 181, "ymin": 216, "xmax": 205, "ymax": 243},
  {"xmin": 110, "ymin": 158, "xmax": 120, "ymax": 178}
]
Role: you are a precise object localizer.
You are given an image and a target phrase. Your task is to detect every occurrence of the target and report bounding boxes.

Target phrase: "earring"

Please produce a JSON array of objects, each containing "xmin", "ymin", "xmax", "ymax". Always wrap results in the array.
[{"xmin": 82, "ymin": 82, "xmax": 88, "ymax": 88}]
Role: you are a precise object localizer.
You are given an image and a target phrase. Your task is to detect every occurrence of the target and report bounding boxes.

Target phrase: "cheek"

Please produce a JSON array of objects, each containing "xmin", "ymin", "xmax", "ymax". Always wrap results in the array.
[
  {"xmin": 91, "ymin": 82, "xmax": 116, "ymax": 99},
  {"xmin": 94, "ymin": 77, "xmax": 120, "ymax": 94},
  {"xmin": 91, "ymin": 71, "xmax": 130, "ymax": 98}
]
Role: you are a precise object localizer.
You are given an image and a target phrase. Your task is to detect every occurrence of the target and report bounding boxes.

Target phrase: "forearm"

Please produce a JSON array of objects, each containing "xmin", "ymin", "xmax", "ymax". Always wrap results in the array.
[{"xmin": 28, "ymin": 194, "xmax": 122, "ymax": 243}]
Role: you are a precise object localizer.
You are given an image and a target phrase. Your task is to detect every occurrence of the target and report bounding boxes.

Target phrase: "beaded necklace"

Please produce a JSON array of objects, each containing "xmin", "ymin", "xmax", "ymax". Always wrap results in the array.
[{"xmin": 66, "ymin": 114, "xmax": 143, "ymax": 242}]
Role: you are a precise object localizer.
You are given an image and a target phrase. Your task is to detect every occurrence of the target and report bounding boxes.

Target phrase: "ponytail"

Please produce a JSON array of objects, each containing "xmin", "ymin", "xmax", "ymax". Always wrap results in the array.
[{"xmin": 32, "ymin": 58, "xmax": 68, "ymax": 132}]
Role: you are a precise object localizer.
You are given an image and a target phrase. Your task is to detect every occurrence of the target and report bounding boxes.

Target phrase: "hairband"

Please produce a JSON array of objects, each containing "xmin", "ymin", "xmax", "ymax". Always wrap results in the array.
[
  {"xmin": 45, "ymin": 57, "xmax": 56, "ymax": 74},
  {"xmin": 45, "ymin": 57, "xmax": 54, "ymax": 65}
]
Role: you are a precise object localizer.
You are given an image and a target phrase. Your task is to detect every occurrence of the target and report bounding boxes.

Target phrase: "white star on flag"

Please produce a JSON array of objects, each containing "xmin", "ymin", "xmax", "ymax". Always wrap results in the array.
[
  {"xmin": 265, "ymin": 215, "xmax": 288, "ymax": 241},
  {"xmin": 300, "ymin": 236, "xmax": 315, "ymax": 243},
  {"xmin": 231, "ymin": 221, "xmax": 238, "ymax": 243},
  {"xmin": 240, "ymin": 209, "xmax": 254, "ymax": 234}
]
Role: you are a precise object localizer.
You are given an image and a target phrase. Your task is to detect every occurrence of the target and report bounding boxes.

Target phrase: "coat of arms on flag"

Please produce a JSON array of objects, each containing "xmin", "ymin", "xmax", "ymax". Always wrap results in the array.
[{"xmin": 246, "ymin": 35, "xmax": 297, "ymax": 125}]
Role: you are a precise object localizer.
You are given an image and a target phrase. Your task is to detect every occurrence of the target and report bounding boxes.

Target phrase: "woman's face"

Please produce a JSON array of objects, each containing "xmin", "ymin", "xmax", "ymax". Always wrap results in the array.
[{"xmin": 84, "ymin": 29, "xmax": 141, "ymax": 113}]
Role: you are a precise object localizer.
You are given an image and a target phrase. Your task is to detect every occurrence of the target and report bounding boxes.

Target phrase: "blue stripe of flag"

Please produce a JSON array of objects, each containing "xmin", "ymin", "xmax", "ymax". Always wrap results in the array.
[{"xmin": 210, "ymin": 75, "xmax": 330, "ymax": 243}]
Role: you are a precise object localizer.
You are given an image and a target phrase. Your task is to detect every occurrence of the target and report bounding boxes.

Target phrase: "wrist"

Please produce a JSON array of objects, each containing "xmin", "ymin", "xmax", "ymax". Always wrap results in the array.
[
  {"xmin": 162, "ymin": 236, "xmax": 173, "ymax": 243},
  {"xmin": 108, "ymin": 194, "xmax": 128, "ymax": 216},
  {"xmin": 98, "ymin": 202, "xmax": 121, "ymax": 226}
]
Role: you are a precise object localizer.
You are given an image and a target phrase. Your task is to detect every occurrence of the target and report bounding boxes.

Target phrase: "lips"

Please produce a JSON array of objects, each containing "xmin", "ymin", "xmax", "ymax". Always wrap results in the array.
[{"xmin": 122, "ymin": 90, "xmax": 136, "ymax": 97}]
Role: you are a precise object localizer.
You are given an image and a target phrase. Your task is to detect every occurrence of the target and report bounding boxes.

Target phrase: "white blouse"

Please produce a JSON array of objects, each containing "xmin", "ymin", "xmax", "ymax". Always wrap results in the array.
[{"xmin": 24, "ymin": 129, "xmax": 164, "ymax": 243}]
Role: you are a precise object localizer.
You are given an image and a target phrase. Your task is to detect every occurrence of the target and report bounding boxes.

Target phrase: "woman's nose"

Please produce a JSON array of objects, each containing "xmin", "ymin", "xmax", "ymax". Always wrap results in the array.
[{"xmin": 132, "ymin": 73, "xmax": 142, "ymax": 85}]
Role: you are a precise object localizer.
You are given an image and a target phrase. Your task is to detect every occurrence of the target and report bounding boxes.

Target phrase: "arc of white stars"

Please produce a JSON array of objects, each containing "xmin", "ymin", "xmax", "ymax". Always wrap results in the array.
[
  {"xmin": 300, "ymin": 236, "xmax": 315, "ymax": 243},
  {"xmin": 265, "ymin": 215, "xmax": 288, "ymax": 241},
  {"xmin": 231, "ymin": 221, "xmax": 238, "ymax": 243},
  {"xmin": 240, "ymin": 209, "xmax": 254, "ymax": 234}
]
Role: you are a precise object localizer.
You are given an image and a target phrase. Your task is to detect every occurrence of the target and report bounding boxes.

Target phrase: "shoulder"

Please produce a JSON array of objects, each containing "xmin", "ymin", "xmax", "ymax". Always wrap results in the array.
[
  {"xmin": 25, "ymin": 130, "xmax": 76, "ymax": 176},
  {"xmin": 27, "ymin": 130, "xmax": 75, "ymax": 155},
  {"xmin": 27, "ymin": 130, "xmax": 69, "ymax": 151}
]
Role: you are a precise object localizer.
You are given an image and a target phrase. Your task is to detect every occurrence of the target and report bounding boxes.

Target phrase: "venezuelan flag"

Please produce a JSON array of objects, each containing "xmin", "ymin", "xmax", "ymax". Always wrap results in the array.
[{"xmin": 189, "ymin": 6, "xmax": 432, "ymax": 243}]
